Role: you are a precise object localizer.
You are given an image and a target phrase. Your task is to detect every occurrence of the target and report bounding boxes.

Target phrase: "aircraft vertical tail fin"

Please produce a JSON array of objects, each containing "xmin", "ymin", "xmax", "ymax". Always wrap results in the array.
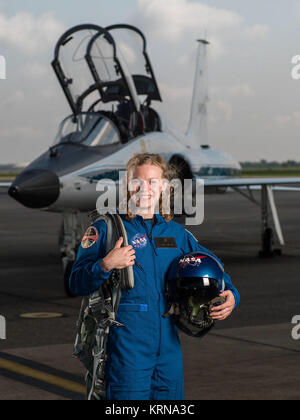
[{"xmin": 185, "ymin": 39, "xmax": 209, "ymax": 148}]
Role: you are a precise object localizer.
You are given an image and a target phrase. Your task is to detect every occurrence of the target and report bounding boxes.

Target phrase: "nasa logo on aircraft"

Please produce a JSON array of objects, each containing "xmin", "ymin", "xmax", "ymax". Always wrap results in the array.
[
  {"xmin": 81, "ymin": 226, "xmax": 99, "ymax": 249},
  {"xmin": 131, "ymin": 233, "xmax": 148, "ymax": 250},
  {"xmin": 179, "ymin": 255, "xmax": 207, "ymax": 269}
]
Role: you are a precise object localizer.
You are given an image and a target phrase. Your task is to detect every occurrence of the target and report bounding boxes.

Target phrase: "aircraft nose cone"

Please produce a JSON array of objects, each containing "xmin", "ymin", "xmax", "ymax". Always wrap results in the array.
[{"xmin": 8, "ymin": 169, "xmax": 60, "ymax": 209}]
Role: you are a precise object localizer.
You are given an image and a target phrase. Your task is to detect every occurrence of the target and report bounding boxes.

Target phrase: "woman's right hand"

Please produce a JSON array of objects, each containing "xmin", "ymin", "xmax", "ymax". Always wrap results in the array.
[{"xmin": 100, "ymin": 237, "xmax": 136, "ymax": 272}]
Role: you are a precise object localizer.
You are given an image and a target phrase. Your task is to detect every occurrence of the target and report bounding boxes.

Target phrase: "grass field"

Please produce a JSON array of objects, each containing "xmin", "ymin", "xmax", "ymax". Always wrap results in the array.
[
  {"xmin": 0, "ymin": 171, "xmax": 19, "ymax": 182},
  {"xmin": 241, "ymin": 168, "xmax": 300, "ymax": 177},
  {"xmin": 0, "ymin": 171, "xmax": 19, "ymax": 178},
  {"xmin": 1, "ymin": 168, "xmax": 300, "ymax": 182}
]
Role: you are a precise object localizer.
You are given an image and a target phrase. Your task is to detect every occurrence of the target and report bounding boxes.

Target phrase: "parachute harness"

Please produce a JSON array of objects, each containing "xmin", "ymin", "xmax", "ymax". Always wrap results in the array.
[{"xmin": 73, "ymin": 212, "xmax": 134, "ymax": 400}]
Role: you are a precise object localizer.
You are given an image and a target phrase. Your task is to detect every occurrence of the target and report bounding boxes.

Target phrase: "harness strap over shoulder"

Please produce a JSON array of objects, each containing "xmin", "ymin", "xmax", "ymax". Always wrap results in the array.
[
  {"xmin": 92, "ymin": 212, "xmax": 134, "ymax": 291},
  {"xmin": 74, "ymin": 211, "xmax": 134, "ymax": 400}
]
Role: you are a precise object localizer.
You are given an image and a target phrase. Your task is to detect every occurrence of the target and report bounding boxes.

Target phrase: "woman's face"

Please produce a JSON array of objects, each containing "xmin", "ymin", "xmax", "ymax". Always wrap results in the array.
[{"xmin": 129, "ymin": 164, "xmax": 166, "ymax": 214}]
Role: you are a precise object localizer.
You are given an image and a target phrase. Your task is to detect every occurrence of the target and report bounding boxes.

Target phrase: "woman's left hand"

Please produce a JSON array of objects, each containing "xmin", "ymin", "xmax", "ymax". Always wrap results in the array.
[{"xmin": 209, "ymin": 290, "xmax": 235, "ymax": 321}]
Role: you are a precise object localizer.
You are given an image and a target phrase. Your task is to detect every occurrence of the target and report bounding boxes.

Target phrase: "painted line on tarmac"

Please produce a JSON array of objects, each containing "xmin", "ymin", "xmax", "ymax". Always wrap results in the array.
[
  {"xmin": 0, "ymin": 351, "xmax": 85, "ymax": 400},
  {"xmin": 211, "ymin": 333, "xmax": 300, "ymax": 354}
]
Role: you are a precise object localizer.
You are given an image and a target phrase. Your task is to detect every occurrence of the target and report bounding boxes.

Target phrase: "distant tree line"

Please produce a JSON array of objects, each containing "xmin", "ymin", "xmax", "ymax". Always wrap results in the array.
[{"xmin": 240, "ymin": 160, "xmax": 300, "ymax": 168}]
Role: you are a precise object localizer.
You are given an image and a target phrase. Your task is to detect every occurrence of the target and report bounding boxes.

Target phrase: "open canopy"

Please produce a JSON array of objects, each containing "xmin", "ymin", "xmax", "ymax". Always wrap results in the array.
[
  {"xmin": 52, "ymin": 23, "xmax": 162, "ymax": 116},
  {"xmin": 104, "ymin": 24, "xmax": 161, "ymax": 102},
  {"xmin": 52, "ymin": 24, "xmax": 105, "ymax": 115},
  {"xmin": 52, "ymin": 112, "xmax": 120, "ymax": 147}
]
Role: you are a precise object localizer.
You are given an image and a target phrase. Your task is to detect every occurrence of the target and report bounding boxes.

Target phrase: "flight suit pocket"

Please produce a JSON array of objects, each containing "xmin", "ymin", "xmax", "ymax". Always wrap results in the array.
[{"xmin": 117, "ymin": 303, "xmax": 148, "ymax": 312}]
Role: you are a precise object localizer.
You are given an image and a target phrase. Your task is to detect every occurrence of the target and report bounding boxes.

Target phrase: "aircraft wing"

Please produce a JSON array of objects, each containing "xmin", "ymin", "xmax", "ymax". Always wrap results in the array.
[
  {"xmin": 200, "ymin": 176, "xmax": 300, "ymax": 189},
  {"xmin": 196, "ymin": 176, "xmax": 300, "ymax": 250}
]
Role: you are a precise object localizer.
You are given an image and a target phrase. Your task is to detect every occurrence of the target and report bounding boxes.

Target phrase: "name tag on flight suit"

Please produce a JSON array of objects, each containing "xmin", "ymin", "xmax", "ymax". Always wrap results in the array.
[{"xmin": 154, "ymin": 237, "xmax": 177, "ymax": 248}]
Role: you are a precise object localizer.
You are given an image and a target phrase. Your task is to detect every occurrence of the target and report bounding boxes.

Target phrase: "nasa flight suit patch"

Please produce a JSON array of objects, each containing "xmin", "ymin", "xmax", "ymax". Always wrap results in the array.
[
  {"xmin": 131, "ymin": 233, "xmax": 148, "ymax": 250},
  {"xmin": 81, "ymin": 226, "xmax": 99, "ymax": 249}
]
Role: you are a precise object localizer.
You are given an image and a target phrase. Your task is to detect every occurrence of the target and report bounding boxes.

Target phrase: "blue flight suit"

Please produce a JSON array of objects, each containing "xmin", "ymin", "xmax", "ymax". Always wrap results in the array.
[{"xmin": 70, "ymin": 212, "xmax": 240, "ymax": 400}]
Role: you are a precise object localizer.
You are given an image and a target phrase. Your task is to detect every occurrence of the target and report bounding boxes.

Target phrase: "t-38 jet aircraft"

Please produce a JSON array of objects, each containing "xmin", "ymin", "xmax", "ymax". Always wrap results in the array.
[{"xmin": 2, "ymin": 23, "xmax": 300, "ymax": 295}]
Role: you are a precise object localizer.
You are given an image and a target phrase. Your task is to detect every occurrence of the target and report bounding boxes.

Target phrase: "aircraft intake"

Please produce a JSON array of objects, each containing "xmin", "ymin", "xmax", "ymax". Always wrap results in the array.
[{"xmin": 8, "ymin": 169, "xmax": 60, "ymax": 209}]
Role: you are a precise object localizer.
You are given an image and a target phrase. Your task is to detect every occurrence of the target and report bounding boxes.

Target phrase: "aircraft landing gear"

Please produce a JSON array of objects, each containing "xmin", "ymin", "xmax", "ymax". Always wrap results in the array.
[
  {"xmin": 259, "ymin": 227, "xmax": 282, "ymax": 258},
  {"xmin": 233, "ymin": 184, "xmax": 284, "ymax": 258},
  {"xmin": 258, "ymin": 185, "xmax": 283, "ymax": 258},
  {"xmin": 59, "ymin": 212, "xmax": 84, "ymax": 297}
]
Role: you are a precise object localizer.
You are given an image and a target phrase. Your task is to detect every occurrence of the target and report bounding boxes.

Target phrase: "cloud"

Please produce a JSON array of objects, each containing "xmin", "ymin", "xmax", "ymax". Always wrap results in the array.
[
  {"xmin": 212, "ymin": 83, "xmax": 255, "ymax": 98},
  {"xmin": 0, "ymin": 125, "xmax": 46, "ymax": 163},
  {"xmin": 135, "ymin": 0, "xmax": 242, "ymax": 42},
  {"xmin": 132, "ymin": 0, "xmax": 270, "ymax": 60},
  {"xmin": 275, "ymin": 111, "xmax": 300, "ymax": 126},
  {"xmin": 243, "ymin": 24, "xmax": 270, "ymax": 40},
  {"xmin": 213, "ymin": 100, "xmax": 233, "ymax": 123},
  {"xmin": 159, "ymin": 82, "xmax": 191, "ymax": 101},
  {"xmin": 22, "ymin": 61, "xmax": 50, "ymax": 79},
  {"xmin": 0, "ymin": 90, "xmax": 25, "ymax": 108},
  {"xmin": 0, "ymin": 12, "xmax": 65, "ymax": 56}
]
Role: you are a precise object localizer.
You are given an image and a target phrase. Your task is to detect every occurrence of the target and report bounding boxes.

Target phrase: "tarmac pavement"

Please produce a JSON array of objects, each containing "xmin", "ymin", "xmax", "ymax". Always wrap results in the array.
[{"xmin": 0, "ymin": 189, "xmax": 300, "ymax": 400}]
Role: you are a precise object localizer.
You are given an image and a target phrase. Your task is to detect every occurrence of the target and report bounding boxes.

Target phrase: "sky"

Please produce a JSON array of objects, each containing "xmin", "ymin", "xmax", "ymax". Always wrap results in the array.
[{"xmin": 1, "ymin": 0, "xmax": 300, "ymax": 164}]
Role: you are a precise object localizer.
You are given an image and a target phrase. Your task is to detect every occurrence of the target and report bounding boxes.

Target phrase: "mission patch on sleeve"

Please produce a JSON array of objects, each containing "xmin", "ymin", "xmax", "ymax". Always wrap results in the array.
[{"xmin": 81, "ymin": 226, "xmax": 99, "ymax": 249}]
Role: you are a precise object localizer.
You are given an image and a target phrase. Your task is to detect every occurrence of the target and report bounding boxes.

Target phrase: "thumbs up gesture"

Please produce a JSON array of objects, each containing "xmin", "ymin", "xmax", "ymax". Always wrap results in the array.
[{"xmin": 101, "ymin": 237, "xmax": 136, "ymax": 272}]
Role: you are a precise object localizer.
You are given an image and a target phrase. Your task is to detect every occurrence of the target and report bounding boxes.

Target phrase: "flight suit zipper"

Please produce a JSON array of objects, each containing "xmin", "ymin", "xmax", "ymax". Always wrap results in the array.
[
  {"xmin": 147, "ymin": 221, "xmax": 158, "ymax": 256},
  {"xmin": 141, "ymin": 218, "xmax": 161, "ymax": 356},
  {"xmin": 135, "ymin": 260, "xmax": 144, "ymax": 273}
]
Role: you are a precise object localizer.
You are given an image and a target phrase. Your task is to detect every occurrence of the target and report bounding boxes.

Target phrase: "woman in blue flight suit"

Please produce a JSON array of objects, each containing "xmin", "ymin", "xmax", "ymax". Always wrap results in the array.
[{"xmin": 70, "ymin": 153, "xmax": 240, "ymax": 400}]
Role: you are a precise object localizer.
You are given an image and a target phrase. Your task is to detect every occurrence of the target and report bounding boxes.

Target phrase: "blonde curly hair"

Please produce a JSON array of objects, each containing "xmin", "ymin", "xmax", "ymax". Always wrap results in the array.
[{"xmin": 119, "ymin": 153, "xmax": 177, "ymax": 222}]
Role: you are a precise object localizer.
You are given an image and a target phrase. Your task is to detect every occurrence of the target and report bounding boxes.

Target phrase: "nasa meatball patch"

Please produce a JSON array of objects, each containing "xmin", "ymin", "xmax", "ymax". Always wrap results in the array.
[
  {"xmin": 81, "ymin": 226, "xmax": 99, "ymax": 249},
  {"xmin": 131, "ymin": 233, "xmax": 148, "ymax": 250}
]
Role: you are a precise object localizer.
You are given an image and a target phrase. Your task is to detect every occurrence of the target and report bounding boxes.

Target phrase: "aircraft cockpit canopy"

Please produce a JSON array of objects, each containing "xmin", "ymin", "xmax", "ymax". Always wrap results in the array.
[
  {"xmin": 94, "ymin": 24, "xmax": 162, "ymax": 104},
  {"xmin": 52, "ymin": 24, "xmax": 105, "ymax": 116},
  {"xmin": 52, "ymin": 23, "xmax": 162, "ymax": 143},
  {"xmin": 52, "ymin": 112, "xmax": 120, "ymax": 148}
]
